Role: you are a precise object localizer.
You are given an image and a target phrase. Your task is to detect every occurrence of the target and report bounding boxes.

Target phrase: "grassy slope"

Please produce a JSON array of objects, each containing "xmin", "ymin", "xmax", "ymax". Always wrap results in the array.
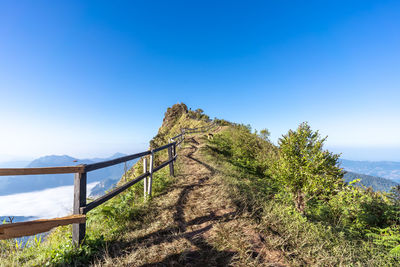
[
  {"xmin": 89, "ymin": 131, "xmax": 287, "ymax": 266},
  {"xmin": 0, "ymin": 106, "xmax": 211, "ymax": 266},
  {"xmin": 202, "ymin": 125, "xmax": 397, "ymax": 266},
  {"xmin": 1, "ymin": 106, "xmax": 398, "ymax": 266}
]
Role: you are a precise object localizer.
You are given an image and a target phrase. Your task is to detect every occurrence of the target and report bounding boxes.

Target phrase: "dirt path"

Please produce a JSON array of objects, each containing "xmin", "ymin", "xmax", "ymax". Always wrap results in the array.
[{"xmin": 96, "ymin": 136, "xmax": 286, "ymax": 267}]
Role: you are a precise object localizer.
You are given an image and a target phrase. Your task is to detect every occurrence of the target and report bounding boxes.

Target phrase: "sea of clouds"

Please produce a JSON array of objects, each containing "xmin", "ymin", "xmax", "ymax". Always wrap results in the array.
[{"xmin": 0, "ymin": 182, "xmax": 98, "ymax": 220}]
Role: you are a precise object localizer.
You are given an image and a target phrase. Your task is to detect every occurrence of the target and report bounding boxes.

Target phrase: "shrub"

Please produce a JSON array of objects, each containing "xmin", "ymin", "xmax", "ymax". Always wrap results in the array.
[
  {"xmin": 309, "ymin": 179, "xmax": 398, "ymax": 236},
  {"xmin": 209, "ymin": 124, "xmax": 276, "ymax": 176},
  {"xmin": 204, "ymin": 128, "xmax": 398, "ymax": 265},
  {"xmin": 269, "ymin": 122, "xmax": 344, "ymax": 213}
]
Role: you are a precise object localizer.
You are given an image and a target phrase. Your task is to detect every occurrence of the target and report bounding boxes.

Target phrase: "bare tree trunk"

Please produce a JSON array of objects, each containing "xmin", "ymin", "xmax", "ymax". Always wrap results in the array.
[{"xmin": 295, "ymin": 190, "xmax": 306, "ymax": 214}]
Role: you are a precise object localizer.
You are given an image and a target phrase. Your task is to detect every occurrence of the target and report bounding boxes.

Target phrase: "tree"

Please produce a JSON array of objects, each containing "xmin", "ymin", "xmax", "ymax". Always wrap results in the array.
[
  {"xmin": 271, "ymin": 122, "xmax": 343, "ymax": 213},
  {"xmin": 389, "ymin": 185, "xmax": 400, "ymax": 206},
  {"xmin": 259, "ymin": 129, "xmax": 270, "ymax": 141}
]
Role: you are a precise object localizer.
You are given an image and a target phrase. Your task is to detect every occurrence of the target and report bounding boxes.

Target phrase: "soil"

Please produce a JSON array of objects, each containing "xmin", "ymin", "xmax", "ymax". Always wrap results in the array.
[{"xmin": 95, "ymin": 135, "xmax": 287, "ymax": 267}]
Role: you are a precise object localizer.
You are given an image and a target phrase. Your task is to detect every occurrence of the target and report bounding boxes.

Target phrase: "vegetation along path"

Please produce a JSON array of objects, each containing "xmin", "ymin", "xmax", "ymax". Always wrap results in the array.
[{"xmin": 96, "ymin": 135, "xmax": 286, "ymax": 266}]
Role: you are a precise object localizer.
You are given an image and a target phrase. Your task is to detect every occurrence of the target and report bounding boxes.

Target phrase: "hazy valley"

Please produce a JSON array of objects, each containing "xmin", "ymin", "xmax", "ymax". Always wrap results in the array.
[{"xmin": 0, "ymin": 154, "xmax": 137, "ymax": 222}]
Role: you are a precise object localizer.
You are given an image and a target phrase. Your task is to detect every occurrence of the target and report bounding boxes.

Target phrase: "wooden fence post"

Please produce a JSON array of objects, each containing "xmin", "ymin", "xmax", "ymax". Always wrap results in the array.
[
  {"xmin": 181, "ymin": 134, "xmax": 184, "ymax": 146},
  {"xmin": 143, "ymin": 157, "xmax": 148, "ymax": 200},
  {"xmin": 179, "ymin": 130, "xmax": 184, "ymax": 147},
  {"xmin": 168, "ymin": 145, "xmax": 174, "ymax": 177},
  {"xmin": 174, "ymin": 142, "xmax": 177, "ymax": 157},
  {"xmin": 73, "ymin": 168, "xmax": 87, "ymax": 245},
  {"xmin": 148, "ymin": 151, "xmax": 154, "ymax": 197}
]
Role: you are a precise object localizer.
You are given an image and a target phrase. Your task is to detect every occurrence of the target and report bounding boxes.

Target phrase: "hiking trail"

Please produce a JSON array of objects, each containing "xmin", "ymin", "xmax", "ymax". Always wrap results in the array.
[{"xmin": 96, "ymin": 135, "xmax": 286, "ymax": 267}]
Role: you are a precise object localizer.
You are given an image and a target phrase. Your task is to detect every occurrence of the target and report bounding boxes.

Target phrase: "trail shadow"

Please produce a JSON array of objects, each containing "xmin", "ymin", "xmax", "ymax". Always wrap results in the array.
[
  {"xmin": 139, "ymin": 249, "xmax": 235, "ymax": 267},
  {"xmin": 186, "ymin": 136, "xmax": 200, "ymax": 146},
  {"xmin": 185, "ymin": 138, "xmax": 216, "ymax": 177},
  {"xmin": 90, "ymin": 138, "xmax": 238, "ymax": 266},
  {"xmin": 137, "ymin": 139, "xmax": 237, "ymax": 266}
]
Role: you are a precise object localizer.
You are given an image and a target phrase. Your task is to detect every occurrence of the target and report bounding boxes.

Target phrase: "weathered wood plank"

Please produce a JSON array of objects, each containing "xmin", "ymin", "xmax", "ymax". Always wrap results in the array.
[
  {"xmin": 0, "ymin": 166, "xmax": 85, "ymax": 176},
  {"xmin": 152, "ymin": 157, "xmax": 175, "ymax": 173},
  {"xmin": 177, "ymin": 137, "xmax": 184, "ymax": 146},
  {"xmin": 73, "ymin": 171, "xmax": 87, "ymax": 245},
  {"xmin": 143, "ymin": 157, "xmax": 148, "ymax": 200},
  {"xmin": 0, "ymin": 126, "xmax": 191, "ymax": 242},
  {"xmin": 148, "ymin": 152, "xmax": 154, "ymax": 197},
  {"xmin": 171, "ymin": 133, "xmax": 183, "ymax": 140},
  {"xmin": 0, "ymin": 215, "xmax": 86, "ymax": 240},
  {"xmin": 82, "ymin": 171, "xmax": 150, "ymax": 214},
  {"xmin": 152, "ymin": 142, "xmax": 175, "ymax": 153},
  {"xmin": 85, "ymin": 151, "xmax": 151, "ymax": 172},
  {"xmin": 168, "ymin": 145, "xmax": 174, "ymax": 177}
]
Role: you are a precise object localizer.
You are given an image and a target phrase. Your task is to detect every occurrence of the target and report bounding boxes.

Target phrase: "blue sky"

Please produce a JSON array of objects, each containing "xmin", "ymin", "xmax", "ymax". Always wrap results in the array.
[{"xmin": 0, "ymin": 0, "xmax": 399, "ymax": 161}]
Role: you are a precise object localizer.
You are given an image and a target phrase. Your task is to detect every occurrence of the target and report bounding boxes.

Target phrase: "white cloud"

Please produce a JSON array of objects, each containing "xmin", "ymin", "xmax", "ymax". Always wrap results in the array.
[{"xmin": 0, "ymin": 182, "xmax": 98, "ymax": 219}]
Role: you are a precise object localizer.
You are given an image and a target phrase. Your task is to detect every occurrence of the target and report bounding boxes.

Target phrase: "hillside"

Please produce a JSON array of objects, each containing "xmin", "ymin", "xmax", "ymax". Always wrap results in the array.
[
  {"xmin": 93, "ymin": 134, "xmax": 286, "ymax": 266},
  {"xmin": 1, "ymin": 104, "xmax": 399, "ymax": 266},
  {"xmin": 341, "ymin": 159, "xmax": 400, "ymax": 182},
  {"xmin": 343, "ymin": 171, "xmax": 399, "ymax": 192}
]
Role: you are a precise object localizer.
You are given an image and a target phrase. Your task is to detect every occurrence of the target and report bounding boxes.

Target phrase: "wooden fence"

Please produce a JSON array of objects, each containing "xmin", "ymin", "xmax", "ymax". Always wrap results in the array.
[{"xmin": 0, "ymin": 122, "xmax": 214, "ymax": 245}]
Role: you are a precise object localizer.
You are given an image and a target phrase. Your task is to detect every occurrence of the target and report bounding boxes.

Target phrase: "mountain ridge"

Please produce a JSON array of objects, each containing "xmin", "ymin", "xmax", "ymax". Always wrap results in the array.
[
  {"xmin": 0, "ymin": 153, "xmax": 136, "ymax": 196},
  {"xmin": 343, "ymin": 171, "xmax": 398, "ymax": 192},
  {"xmin": 340, "ymin": 159, "xmax": 400, "ymax": 182}
]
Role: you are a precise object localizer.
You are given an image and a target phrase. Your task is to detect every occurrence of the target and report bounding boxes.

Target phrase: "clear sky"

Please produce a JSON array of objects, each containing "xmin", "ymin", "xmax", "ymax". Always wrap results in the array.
[{"xmin": 0, "ymin": 0, "xmax": 399, "ymax": 161}]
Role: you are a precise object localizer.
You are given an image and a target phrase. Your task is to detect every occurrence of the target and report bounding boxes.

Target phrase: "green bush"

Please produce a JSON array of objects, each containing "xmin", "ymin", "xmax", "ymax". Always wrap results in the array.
[
  {"xmin": 209, "ymin": 124, "xmax": 276, "ymax": 176},
  {"xmin": 268, "ymin": 122, "xmax": 344, "ymax": 213},
  {"xmin": 205, "ymin": 122, "xmax": 400, "ymax": 265},
  {"xmin": 214, "ymin": 118, "xmax": 231, "ymax": 126},
  {"xmin": 309, "ymin": 180, "xmax": 399, "ymax": 236}
]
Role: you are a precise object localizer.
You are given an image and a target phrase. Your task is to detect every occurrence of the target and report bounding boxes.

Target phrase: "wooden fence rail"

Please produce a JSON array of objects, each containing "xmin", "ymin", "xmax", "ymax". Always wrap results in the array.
[{"xmin": 0, "ymin": 121, "xmax": 217, "ymax": 244}]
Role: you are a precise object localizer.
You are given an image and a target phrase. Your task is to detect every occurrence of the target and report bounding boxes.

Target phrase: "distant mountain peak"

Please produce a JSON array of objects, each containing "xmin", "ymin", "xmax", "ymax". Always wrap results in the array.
[
  {"xmin": 111, "ymin": 152, "xmax": 126, "ymax": 158},
  {"xmin": 0, "ymin": 153, "xmax": 136, "ymax": 196},
  {"xmin": 27, "ymin": 155, "xmax": 78, "ymax": 168},
  {"xmin": 341, "ymin": 159, "xmax": 400, "ymax": 183},
  {"xmin": 344, "ymin": 171, "xmax": 398, "ymax": 192}
]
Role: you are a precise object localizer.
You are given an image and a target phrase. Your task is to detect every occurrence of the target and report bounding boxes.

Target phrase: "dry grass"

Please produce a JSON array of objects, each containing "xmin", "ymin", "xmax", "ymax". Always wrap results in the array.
[{"xmin": 91, "ymin": 134, "xmax": 287, "ymax": 267}]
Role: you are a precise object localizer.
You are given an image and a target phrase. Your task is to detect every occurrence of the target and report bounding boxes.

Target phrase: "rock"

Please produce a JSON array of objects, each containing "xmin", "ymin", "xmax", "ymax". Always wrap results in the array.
[{"xmin": 161, "ymin": 103, "xmax": 188, "ymax": 129}]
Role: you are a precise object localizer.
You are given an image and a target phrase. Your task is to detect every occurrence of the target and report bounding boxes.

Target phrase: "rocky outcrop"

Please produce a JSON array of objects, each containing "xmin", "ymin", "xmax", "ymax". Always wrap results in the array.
[{"xmin": 161, "ymin": 103, "xmax": 188, "ymax": 130}]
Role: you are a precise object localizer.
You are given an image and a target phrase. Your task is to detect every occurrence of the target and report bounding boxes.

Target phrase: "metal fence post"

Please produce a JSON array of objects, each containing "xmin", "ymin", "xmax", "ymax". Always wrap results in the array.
[
  {"xmin": 148, "ymin": 151, "xmax": 154, "ymax": 197},
  {"xmin": 73, "ymin": 167, "xmax": 87, "ymax": 245},
  {"xmin": 143, "ymin": 157, "xmax": 148, "ymax": 200}
]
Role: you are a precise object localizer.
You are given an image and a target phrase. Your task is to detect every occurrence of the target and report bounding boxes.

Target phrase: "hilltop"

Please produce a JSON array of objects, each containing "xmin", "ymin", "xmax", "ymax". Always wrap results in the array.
[{"xmin": 1, "ymin": 103, "xmax": 399, "ymax": 266}]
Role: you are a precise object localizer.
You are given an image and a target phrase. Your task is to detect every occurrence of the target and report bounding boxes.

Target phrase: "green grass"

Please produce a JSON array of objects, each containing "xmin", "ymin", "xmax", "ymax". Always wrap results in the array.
[
  {"xmin": 6, "ymin": 106, "xmax": 397, "ymax": 266},
  {"xmin": 0, "ymin": 159, "xmax": 178, "ymax": 266},
  {"xmin": 201, "ymin": 125, "xmax": 400, "ymax": 266},
  {"xmin": 0, "ymin": 107, "xmax": 201, "ymax": 266}
]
